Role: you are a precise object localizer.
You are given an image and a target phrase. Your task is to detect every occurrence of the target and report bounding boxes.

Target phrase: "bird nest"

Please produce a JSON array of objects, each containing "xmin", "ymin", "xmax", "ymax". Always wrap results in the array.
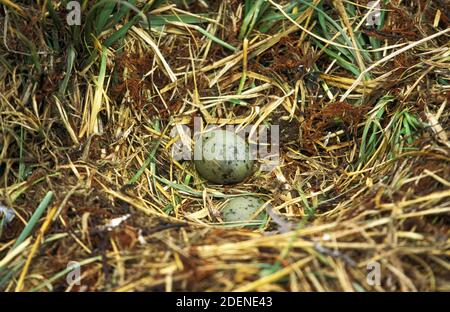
[{"xmin": 0, "ymin": 0, "xmax": 449, "ymax": 291}]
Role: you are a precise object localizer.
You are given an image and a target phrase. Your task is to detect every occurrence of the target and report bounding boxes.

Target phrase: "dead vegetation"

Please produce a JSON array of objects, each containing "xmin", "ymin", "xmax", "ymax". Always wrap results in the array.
[{"xmin": 0, "ymin": 0, "xmax": 449, "ymax": 291}]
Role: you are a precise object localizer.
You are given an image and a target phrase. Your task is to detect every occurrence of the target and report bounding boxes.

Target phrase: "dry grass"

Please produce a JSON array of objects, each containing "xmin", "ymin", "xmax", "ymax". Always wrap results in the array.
[{"xmin": 0, "ymin": 0, "xmax": 449, "ymax": 292}]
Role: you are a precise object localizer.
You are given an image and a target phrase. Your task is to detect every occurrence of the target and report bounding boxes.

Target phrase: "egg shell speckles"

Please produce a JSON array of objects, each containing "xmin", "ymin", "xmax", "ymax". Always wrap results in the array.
[
  {"xmin": 193, "ymin": 129, "xmax": 254, "ymax": 184},
  {"xmin": 221, "ymin": 196, "xmax": 267, "ymax": 227}
]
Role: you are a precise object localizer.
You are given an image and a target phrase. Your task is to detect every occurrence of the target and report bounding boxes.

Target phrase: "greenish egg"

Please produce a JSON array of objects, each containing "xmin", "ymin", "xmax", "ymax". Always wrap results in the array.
[
  {"xmin": 194, "ymin": 129, "xmax": 254, "ymax": 184},
  {"xmin": 221, "ymin": 196, "xmax": 267, "ymax": 227}
]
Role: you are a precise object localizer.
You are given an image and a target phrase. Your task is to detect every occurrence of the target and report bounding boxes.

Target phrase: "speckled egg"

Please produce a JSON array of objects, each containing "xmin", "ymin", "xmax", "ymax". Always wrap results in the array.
[
  {"xmin": 194, "ymin": 129, "xmax": 254, "ymax": 184},
  {"xmin": 221, "ymin": 196, "xmax": 267, "ymax": 227}
]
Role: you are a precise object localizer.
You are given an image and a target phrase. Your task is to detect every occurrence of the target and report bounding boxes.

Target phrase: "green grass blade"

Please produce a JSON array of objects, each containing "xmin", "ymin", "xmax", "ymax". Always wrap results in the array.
[
  {"xmin": 59, "ymin": 46, "xmax": 76, "ymax": 95},
  {"xmin": 11, "ymin": 191, "xmax": 54, "ymax": 250}
]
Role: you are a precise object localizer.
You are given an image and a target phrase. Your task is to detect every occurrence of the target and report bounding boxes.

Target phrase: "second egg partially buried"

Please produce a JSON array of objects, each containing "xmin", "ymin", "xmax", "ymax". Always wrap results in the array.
[
  {"xmin": 221, "ymin": 196, "xmax": 267, "ymax": 228},
  {"xmin": 194, "ymin": 129, "xmax": 254, "ymax": 184}
]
